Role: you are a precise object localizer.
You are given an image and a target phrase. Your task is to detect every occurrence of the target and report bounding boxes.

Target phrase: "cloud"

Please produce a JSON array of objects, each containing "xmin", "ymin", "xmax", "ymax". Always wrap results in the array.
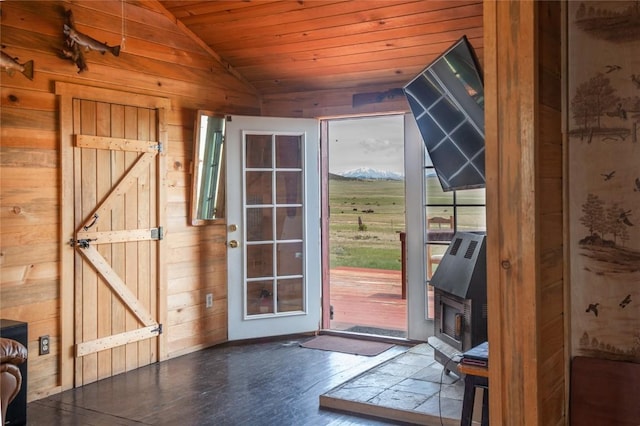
[
  {"xmin": 359, "ymin": 137, "xmax": 397, "ymax": 153},
  {"xmin": 329, "ymin": 115, "xmax": 405, "ymax": 174}
]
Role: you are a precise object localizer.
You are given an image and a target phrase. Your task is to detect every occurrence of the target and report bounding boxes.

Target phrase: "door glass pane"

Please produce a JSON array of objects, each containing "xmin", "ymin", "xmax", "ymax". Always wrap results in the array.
[
  {"xmin": 277, "ymin": 242, "xmax": 303, "ymax": 276},
  {"xmin": 276, "ymin": 207, "xmax": 302, "ymax": 240},
  {"xmin": 276, "ymin": 135, "xmax": 302, "ymax": 168},
  {"xmin": 276, "ymin": 171, "xmax": 302, "ymax": 204},
  {"xmin": 246, "ymin": 134, "xmax": 272, "ymax": 168},
  {"xmin": 247, "ymin": 207, "xmax": 273, "ymax": 241},
  {"xmin": 247, "ymin": 280, "xmax": 274, "ymax": 315},
  {"xmin": 246, "ymin": 171, "xmax": 272, "ymax": 205},
  {"xmin": 246, "ymin": 244, "xmax": 273, "ymax": 278},
  {"xmin": 278, "ymin": 278, "xmax": 303, "ymax": 313}
]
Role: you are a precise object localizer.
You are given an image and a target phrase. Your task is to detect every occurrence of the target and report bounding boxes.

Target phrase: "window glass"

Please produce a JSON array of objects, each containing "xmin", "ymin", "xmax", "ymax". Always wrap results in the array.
[
  {"xmin": 424, "ymin": 172, "xmax": 453, "ymax": 204},
  {"xmin": 455, "ymin": 206, "xmax": 486, "ymax": 233},
  {"xmin": 456, "ymin": 188, "xmax": 486, "ymax": 205},
  {"xmin": 424, "ymin": 148, "xmax": 486, "ymax": 283}
]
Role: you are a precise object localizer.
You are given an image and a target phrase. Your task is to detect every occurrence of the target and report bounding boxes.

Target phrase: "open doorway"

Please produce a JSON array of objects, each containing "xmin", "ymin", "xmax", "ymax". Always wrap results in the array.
[{"xmin": 325, "ymin": 115, "xmax": 407, "ymax": 338}]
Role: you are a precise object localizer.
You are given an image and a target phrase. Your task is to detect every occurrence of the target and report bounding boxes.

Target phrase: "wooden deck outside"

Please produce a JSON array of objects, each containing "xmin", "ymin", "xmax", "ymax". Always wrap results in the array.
[{"xmin": 329, "ymin": 267, "xmax": 407, "ymax": 334}]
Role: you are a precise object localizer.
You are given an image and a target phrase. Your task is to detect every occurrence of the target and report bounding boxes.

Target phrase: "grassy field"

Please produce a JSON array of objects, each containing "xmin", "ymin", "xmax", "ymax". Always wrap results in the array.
[
  {"xmin": 329, "ymin": 178, "xmax": 405, "ymax": 270},
  {"xmin": 328, "ymin": 176, "xmax": 486, "ymax": 270}
]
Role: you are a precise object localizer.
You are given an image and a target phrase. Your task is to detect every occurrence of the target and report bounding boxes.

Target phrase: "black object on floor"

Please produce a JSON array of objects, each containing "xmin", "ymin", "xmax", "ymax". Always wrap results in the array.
[
  {"xmin": 345, "ymin": 326, "xmax": 406, "ymax": 338},
  {"xmin": 300, "ymin": 335, "xmax": 395, "ymax": 356}
]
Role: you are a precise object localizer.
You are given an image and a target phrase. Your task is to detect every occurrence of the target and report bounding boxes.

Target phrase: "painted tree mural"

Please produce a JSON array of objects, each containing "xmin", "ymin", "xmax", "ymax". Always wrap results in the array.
[
  {"xmin": 570, "ymin": 1, "xmax": 640, "ymax": 364},
  {"xmin": 571, "ymin": 73, "xmax": 619, "ymax": 137},
  {"xmin": 605, "ymin": 202, "xmax": 626, "ymax": 245},
  {"xmin": 579, "ymin": 194, "xmax": 635, "ymax": 247},
  {"xmin": 580, "ymin": 193, "xmax": 605, "ymax": 238}
]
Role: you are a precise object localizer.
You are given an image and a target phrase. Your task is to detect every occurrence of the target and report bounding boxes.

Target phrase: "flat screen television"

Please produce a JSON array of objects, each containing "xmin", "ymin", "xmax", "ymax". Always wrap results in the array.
[{"xmin": 403, "ymin": 36, "xmax": 485, "ymax": 192}]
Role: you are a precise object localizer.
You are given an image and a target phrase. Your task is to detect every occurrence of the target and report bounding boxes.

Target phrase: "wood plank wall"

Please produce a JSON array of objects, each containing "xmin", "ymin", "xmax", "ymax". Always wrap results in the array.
[
  {"xmin": 0, "ymin": 0, "xmax": 258, "ymax": 400},
  {"xmin": 261, "ymin": 87, "xmax": 410, "ymax": 118},
  {"xmin": 537, "ymin": 3, "xmax": 565, "ymax": 424},
  {"xmin": 484, "ymin": 1, "xmax": 565, "ymax": 425},
  {"xmin": 260, "ymin": 59, "xmax": 483, "ymax": 119},
  {"xmin": 1, "ymin": 1, "xmax": 570, "ymax": 420}
]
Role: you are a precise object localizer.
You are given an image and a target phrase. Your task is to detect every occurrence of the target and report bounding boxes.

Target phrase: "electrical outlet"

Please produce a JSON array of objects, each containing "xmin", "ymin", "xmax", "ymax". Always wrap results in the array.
[
  {"xmin": 39, "ymin": 335, "xmax": 50, "ymax": 355},
  {"xmin": 205, "ymin": 293, "xmax": 213, "ymax": 308}
]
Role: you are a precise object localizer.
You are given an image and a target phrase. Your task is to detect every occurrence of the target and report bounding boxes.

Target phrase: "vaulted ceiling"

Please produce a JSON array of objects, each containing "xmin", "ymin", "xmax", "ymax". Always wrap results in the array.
[{"xmin": 157, "ymin": 0, "xmax": 484, "ymax": 97}]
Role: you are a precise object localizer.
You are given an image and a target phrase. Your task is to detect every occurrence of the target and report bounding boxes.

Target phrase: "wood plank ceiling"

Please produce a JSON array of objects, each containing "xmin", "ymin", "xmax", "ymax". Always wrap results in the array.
[{"xmin": 157, "ymin": 0, "xmax": 484, "ymax": 98}]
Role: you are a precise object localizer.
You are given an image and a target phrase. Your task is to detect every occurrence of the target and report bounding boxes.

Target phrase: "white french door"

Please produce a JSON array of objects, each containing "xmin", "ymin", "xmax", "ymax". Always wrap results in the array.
[
  {"xmin": 404, "ymin": 113, "xmax": 435, "ymax": 341},
  {"xmin": 226, "ymin": 116, "xmax": 321, "ymax": 340}
]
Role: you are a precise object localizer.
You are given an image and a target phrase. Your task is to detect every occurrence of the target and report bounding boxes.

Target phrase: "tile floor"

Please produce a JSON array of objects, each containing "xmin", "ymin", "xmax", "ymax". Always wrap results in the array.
[{"xmin": 321, "ymin": 343, "xmax": 465, "ymax": 425}]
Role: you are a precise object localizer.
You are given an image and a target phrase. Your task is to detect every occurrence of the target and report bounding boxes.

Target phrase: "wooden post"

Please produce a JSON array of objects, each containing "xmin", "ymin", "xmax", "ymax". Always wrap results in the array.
[
  {"xmin": 484, "ymin": 1, "xmax": 566, "ymax": 424},
  {"xmin": 484, "ymin": 1, "xmax": 541, "ymax": 425}
]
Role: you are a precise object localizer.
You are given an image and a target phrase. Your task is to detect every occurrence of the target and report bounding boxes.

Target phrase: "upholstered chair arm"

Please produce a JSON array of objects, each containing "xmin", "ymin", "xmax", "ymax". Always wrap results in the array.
[
  {"xmin": 1, "ymin": 337, "xmax": 27, "ymax": 425},
  {"xmin": 1, "ymin": 363, "xmax": 23, "ymax": 403},
  {"xmin": 0, "ymin": 337, "xmax": 27, "ymax": 365}
]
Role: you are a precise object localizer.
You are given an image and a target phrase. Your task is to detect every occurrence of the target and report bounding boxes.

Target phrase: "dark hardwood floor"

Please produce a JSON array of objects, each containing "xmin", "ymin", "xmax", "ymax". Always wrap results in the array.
[
  {"xmin": 28, "ymin": 336, "xmax": 412, "ymax": 425},
  {"xmin": 27, "ymin": 268, "xmax": 421, "ymax": 424}
]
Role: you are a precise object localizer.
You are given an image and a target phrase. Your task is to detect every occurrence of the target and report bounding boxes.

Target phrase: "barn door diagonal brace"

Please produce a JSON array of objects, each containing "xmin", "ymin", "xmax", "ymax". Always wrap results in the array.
[
  {"xmin": 76, "ymin": 152, "xmax": 156, "ymax": 233},
  {"xmin": 78, "ymin": 245, "xmax": 156, "ymax": 326}
]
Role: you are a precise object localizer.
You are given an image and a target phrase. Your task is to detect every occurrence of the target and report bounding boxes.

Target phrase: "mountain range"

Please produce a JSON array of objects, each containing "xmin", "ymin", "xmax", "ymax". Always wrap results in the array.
[{"xmin": 338, "ymin": 167, "xmax": 404, "ymax": 180}]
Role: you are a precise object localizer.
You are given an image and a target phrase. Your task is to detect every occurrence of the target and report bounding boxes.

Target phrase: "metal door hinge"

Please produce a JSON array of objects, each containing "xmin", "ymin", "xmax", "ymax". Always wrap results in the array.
[
  {"xmin": 151, "ymin": 226, "xmax": 164, "ymax": 240},
  {"xmin": 152, "ymin": 324, "xmax": 163, "ymax": 334},
  {"xmin": 155, "ymin": 143, "xmax": 163, "ymax": 153}
]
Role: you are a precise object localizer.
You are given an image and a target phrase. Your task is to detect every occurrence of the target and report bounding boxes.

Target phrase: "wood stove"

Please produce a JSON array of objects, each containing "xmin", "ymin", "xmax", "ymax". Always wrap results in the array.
[{"xmin": 428, "ymin": 232, "xmax": 487, "ymax": 375}]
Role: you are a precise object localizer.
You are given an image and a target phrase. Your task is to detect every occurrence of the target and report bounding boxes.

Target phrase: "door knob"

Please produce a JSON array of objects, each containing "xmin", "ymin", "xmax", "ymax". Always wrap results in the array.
[{"xmin": 228, "ymin": 240, "xmax": 238, "ymax": 248}]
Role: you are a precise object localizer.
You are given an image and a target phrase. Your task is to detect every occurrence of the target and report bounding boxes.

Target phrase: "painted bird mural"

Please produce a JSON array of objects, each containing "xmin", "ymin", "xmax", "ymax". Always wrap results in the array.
[
  {"xmin": 586, "ymin": 303, "xmax": 600, "ymax": 317},
  {"xmin": 601, "ymin": 171, "xmax": 615, "ymax": 181},
  {"xmin": 618, "ymin": 210, "xmax": 633, "ymax": 226},
  {"xmin": 605, "ymin": 64, "xmax": 622, "ymax": 73},
  {"xmin": 619, "ymin": 294, "xmax": 631, "ymax": 308}
]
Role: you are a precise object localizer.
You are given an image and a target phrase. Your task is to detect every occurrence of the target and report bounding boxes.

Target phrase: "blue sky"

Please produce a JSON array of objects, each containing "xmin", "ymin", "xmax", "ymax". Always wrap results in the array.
[{"xmin": 328, "ymin": 114, "xmax": 405, "ymax": 175}]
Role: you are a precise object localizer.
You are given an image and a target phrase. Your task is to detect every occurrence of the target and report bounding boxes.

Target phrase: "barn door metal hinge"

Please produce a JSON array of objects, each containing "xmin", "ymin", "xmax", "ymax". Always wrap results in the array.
[
  {"xmin": 151, "ymin": 226, "xmax": 164, "ymax": 240},
  {"xmin": 69, "ymin": 238, "xmax": 97, "ymax": 248},
  {"xmin": 152, "ymin": 324, "xmax": 163, "ymax": 334},
  {"xmin": 155, "ymin": 143, "xmax": 163, "ymax": 153}
]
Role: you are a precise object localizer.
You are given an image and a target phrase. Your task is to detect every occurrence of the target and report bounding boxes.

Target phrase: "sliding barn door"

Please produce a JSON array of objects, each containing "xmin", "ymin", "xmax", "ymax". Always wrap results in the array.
[{"xmin": 57, "ymin": 83, "xmax": 169, "ymax": 387}]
